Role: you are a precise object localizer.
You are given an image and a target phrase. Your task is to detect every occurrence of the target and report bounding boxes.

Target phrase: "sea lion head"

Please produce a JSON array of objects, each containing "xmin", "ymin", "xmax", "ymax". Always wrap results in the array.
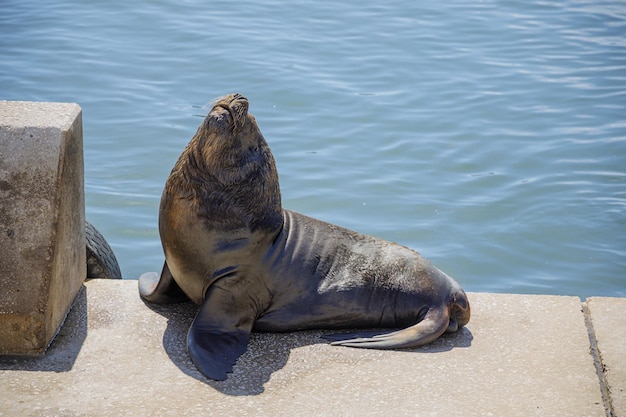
[
  {"xmin": 198, "ymin": 93, "xmax": 270, "ymax": 185},
  {"xmin": 163, "ymin": 93, "xmax": 283, "ymax": 236}
]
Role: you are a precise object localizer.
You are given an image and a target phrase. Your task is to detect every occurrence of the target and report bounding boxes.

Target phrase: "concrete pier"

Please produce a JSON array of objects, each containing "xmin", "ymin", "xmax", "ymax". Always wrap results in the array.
[
  {"xmin": 0, "ymin": 101, "xmax": 85, "ymax": 356},
  {"xmin": 1, "ymin": 279, "xmax": 623, "ymax": 416}
]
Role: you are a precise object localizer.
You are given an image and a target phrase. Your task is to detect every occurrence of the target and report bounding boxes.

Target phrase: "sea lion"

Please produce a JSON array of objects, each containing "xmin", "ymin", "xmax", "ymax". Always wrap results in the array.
[{"xmin": 139, "ymin": 93, "xmax": 470, "ymax": 381}]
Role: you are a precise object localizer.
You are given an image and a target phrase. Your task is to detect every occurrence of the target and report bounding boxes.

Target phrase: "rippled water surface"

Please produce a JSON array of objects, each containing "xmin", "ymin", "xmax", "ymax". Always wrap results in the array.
[{"xmin": 2, "ymin": 0, "xmax": 625, "ymax": 298}]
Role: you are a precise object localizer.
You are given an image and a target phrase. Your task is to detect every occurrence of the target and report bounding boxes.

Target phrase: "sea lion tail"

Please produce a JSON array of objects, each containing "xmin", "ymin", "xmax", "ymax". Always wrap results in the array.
[{"xmin": 325, "ymin": 305, "xmax": 450, "ymax": 349}]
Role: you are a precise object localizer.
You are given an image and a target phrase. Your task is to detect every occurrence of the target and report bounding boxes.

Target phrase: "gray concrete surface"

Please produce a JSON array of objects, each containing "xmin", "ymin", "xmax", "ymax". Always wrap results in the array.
[
  {"xmin": 0, "ymin": 101, "xmax": 85, "ymax": 355},
  {"xmin": 0, "ymin": 279, "xmax": 621, "ymax": 417},
  {"xmin": 587, "ymin": 297, "xmax": 626, "ymax": 417}
]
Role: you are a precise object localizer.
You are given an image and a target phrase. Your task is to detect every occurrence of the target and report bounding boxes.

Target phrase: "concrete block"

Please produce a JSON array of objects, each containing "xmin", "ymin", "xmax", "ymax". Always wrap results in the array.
[{"xmin": 0, "ymin": 100, "xmax": 85, "ymax": 355}]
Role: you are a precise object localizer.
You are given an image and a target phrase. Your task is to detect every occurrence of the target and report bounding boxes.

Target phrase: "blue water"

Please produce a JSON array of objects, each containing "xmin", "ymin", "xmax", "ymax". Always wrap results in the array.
[{"xmin": 1, "ymin": 0, "xmax": 625, "ymax": 298}]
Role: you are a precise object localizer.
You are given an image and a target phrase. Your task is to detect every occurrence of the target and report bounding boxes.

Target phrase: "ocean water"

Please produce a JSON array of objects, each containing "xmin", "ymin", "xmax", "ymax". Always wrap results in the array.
[{"xmin": 1, "ymin": 0, "xmax": 625, "ymax": 298}]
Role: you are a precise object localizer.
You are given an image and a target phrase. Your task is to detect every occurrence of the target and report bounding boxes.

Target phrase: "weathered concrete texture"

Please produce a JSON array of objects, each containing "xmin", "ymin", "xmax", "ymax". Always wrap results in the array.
[
  {"xmin": 0, "ymin": 101, "xmax": 85, "ymax": 355},
  {"xmin": 0, "ymin": 280, "xmax": 612, "ymax": 417},
  {"xmin": 587, "ymin": 296, "xmax": 626, "ymax": 417}
]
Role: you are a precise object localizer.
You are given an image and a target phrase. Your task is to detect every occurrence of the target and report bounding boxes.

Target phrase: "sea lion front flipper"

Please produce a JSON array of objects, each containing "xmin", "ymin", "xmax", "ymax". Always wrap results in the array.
[
  {"xmin": 138, "ymin": 261, "xmax": 189, "ymax": 304},
  {"xmin": 326, "ymin": 305, "xmax": 450, "ymax": 349},
  {"xmin": 187, "ymin": 281, "xmax": 256, "ymax": 381}
]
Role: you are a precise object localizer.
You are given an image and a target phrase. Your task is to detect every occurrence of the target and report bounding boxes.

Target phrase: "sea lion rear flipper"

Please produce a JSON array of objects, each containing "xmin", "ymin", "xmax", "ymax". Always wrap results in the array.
[
  {"xmin": 138, "ymin": 261, "xmax": 190, "ymax": 304},
  {"xmin": 326, "ymin": 305, "xmax": 450, "ymax": 349},
  {"xmin": 187, "ymin": 282, "xmax": 256, "ymax": 381}
]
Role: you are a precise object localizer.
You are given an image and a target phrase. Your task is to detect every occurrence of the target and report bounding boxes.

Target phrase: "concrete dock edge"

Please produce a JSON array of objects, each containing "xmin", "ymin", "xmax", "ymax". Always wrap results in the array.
[
  {"xmin": 586, "ymin": 297, "xmax": 626, "ymax": 417},
  {"xmin": 1, "ymin": 279, "xmax": 623, "ymax": 417}
]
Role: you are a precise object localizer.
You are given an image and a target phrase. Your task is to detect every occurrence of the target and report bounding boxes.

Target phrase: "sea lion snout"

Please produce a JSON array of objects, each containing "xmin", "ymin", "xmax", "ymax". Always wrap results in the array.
[{"xmin": 210, "ymin": 93, "xmax": 249, "ymax": 131}]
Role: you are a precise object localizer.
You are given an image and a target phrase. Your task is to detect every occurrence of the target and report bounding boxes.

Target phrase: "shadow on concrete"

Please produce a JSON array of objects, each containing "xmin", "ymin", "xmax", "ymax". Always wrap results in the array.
[
  {"xmin": 143, "ymin": 299, "xmax": 473, "ymax": 396},
  {"xmin": 0, "ymin": 286, "xmax": 87, "ymax": 372},
  {"xmin": 415, "ymin": 325, "xmax": 473, "ymax": 351},
  {"xmin": 142, "ymin": 299, "xmax": 321, "ymax": 395}
]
